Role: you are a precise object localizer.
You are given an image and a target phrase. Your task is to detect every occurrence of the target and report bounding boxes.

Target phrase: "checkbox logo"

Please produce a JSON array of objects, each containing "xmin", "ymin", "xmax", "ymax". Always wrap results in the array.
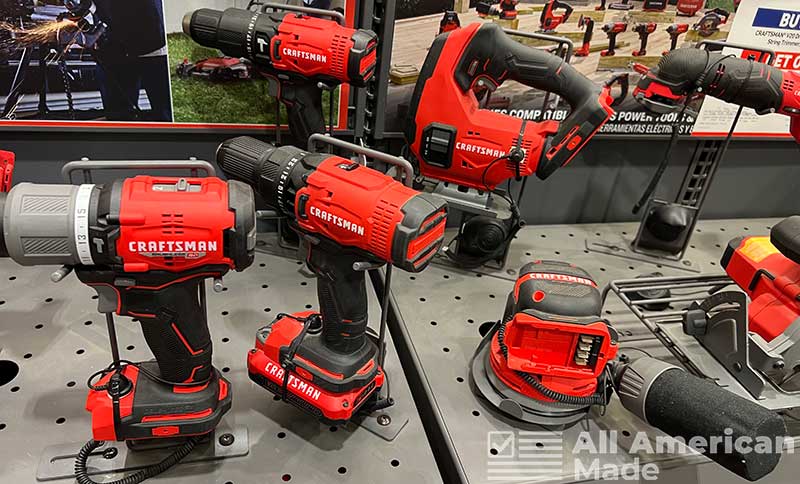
[
  {"xmin": 487, "ymin": 431, "xmax": 564, "ymax": 481},
  {"xmin": 488, "ymin": 431, "xmax": 516, "ymax": 458}
]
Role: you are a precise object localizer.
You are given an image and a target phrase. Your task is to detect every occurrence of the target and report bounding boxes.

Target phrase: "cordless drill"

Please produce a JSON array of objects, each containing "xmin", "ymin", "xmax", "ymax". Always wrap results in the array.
[
  {"xmin": 183, "ymin": 7, "xmax": 377, "ymax": 142},
  {"xmin": 600, "ymin": 22, "xmax": 628, "ymax": 57},
  {"xmin": 0, "ymin": 177, "xmax": 255, "ymax": 446},
  {"xmin": 663, "ymin": 23, "xmax": 689, "ymax": 55},
  {"xmin": 216, "ymin": 137, "xmax": 447, "ymax": 424},
  {"xmin": 632, "ymin": 22, "xmax": 656, "ymax": 57}
]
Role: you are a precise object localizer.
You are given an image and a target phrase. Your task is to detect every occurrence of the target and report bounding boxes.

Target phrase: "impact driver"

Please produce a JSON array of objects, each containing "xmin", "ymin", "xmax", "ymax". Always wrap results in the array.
[
  {"xmin": 0, "ymin": 176, "xmax": 256, "ymax": 481},
  {"xmin": 216, "ymin": 137, "xmax": 448, "ymax": 424},
  {"xmin": 183, "ymin": 6, "xmax": 377, "ymax": 142}
]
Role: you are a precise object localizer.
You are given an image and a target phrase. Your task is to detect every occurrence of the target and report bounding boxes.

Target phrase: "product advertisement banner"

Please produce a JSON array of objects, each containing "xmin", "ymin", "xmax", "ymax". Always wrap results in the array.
[
  {"xmin": 693, "ymin": 0, "xmax": 799, "ymax": 139},
  {"xmin": 387, "ymin": 0, "xmax": 799, "ymax": 139},
  {"xmin": 0, "ymin": 0, "xmax": 351, "ymax": 130}
]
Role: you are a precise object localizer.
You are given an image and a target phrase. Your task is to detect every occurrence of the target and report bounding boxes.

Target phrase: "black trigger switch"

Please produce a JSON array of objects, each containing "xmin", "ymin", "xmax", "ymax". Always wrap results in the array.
[{"xmin": 93, "ymin": 285, "xmax": 120, "ymax": 314}]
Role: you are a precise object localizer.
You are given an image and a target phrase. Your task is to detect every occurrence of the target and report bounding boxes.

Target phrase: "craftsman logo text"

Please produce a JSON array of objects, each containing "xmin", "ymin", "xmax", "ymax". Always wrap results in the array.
[
  {"xmin": 265, "ymin": 362, "xmax": 322, "ymax": 401},
  {"xmin": 456, "ymin": 142, "xmax": 507, "ymax": 159},
  {"xmin": 282, "ymin": 48, "xmax": 327, "ymax": 63},
  {"xmin": 309, "ymin": 206, "xmax": 365, "ymax": 236}
]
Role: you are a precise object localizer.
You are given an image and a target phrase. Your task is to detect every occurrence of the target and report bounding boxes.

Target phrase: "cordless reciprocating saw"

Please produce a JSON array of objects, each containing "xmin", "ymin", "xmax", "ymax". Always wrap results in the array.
[
  {"xmin": 634, "ymin": 47, "xmax": 800, "ymax": 142},
  {"xmin": 216, "ymin": 137, "xmax": 447, "ymax": 424},
  {"xmin": 0, "ymin": 175, "xmax": 255, "ymax": 482},
  {"xmin": 183, "ymin": 6, "xmax": 377, "ymax": 142},
  {"xmin": 472, "ymin": 260, "xmax": 787, "ymax": 482}
]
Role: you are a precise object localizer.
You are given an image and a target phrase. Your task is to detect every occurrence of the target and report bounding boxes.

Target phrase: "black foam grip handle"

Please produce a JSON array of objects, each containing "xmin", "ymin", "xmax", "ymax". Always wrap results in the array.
[
  {"xmin": 645, "ymin": 368, "xmax": 786, "ymax": 481},
  {"xmin": 454, "ymin": 24, "xmax": 610, "ymax": 179},
  {"xmin": 307, "ymin": 244, "xmax": 369, "ymax": 354},
  {"xmin": 281, "ymin": 80, "xmax": 326, "ymax": 143},
  {"xmin": 648, "ymin": 49, "xmax": 785, "ymax": 115},
  {"xmin": 125, "ymin": 278, "xmax": 213, "ymax": 383}
]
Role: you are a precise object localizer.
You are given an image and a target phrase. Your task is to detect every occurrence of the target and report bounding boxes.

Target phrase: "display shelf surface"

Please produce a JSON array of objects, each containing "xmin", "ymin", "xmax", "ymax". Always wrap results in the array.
[{"xmin": 0, "ymin": 236, "xmax": 440, "ymax": 484}]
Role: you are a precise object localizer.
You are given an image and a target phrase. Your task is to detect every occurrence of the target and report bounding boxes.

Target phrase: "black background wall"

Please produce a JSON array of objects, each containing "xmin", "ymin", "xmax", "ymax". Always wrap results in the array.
[{"xmin": 2, "ymin": 131, "xmax": 798, "ymax": 224}]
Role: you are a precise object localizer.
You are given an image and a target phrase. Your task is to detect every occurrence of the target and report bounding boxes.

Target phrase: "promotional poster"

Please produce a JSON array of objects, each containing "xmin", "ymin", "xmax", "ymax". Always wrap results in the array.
[
  {"xmin": 0, "ymin": 0, "xmax": 351, "ymax": 130},
  {"xmin": 693, "ymin": 0, "xmax": 799, "ymax": 138},
  {"xmin": 387, "ymin": 0, "xmax": 742, "ymax": 137}
]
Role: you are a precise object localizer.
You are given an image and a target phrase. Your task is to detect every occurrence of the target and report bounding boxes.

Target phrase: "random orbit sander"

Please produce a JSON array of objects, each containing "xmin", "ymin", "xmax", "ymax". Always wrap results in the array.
[
  {"xmin": 471, "ymin": 260, "xmax": 788, "ymax": 481},
  {"xmin": 216, "ymin": 137, "xmax": 447, "ymax": 424},
  {"xmin": 0, "ymin": 175, "xmax": 256, "ymax": 483}
]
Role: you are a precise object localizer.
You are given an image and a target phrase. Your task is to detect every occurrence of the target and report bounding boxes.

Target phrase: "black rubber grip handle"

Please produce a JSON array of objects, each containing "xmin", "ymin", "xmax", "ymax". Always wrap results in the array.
[
  {"xmin": 644, "ymin": 368, "xmax": 786, "ymax": 481},
  {"xmin": 454, "ymin": 24, "xmax": 611, "ymax": 180},
  {"xmin": 307, "ymin": 243, "xmax": 369, "ymax": 354},
  {"xmin": 281, "ymin": 80, "xmax": 327, "ymax": 142},
  {"xmin": 649, "ymin": 49, "xmax": 785, "ymax": 115},
  {"xmin": 125, "ymin": 278, "xmax": 213, "ymax": 383}
]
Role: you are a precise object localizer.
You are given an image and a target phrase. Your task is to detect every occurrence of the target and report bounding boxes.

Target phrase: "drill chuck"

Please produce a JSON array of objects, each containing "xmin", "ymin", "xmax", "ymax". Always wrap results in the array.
[{"xmin": 217, "ymin": 136, "xmax": 313, "ymax": 216}]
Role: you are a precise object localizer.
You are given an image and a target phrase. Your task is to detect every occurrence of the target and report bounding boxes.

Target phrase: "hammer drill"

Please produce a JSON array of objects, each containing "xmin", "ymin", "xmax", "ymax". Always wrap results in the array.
[
  {"xmin": 183, "ymin": 7, "xmax": 377, "ymax": 142},
  {"xmin": 216, "ymin": 137, "xmax": 447, "ymax": 424},
  {"xmin": 0, "ymin": 176, "xmax": 255, "ymax": 479}
]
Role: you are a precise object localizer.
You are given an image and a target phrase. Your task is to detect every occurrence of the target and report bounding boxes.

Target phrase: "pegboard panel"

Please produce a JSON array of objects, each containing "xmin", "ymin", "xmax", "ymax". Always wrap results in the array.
[
  {"xmin": 0, "ymin": 236, "xmax": 440, "ymax": 484},
  {"xmin": 391, "ymin": 218, "xmax": 799, "ymax": 484}
]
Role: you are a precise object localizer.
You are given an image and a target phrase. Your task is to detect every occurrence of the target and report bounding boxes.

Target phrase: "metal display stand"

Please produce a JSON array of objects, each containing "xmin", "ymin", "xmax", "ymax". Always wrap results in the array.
[
  {"xmin": 380, "ymin": 218, "xmax": 800, "ymax": 484},
  {"xmin": 588, "ymin": 42, "xmax": 777, "ymax": 272}
]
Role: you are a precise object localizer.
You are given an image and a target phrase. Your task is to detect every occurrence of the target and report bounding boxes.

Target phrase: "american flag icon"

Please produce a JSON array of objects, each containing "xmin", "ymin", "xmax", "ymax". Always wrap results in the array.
[{"xmin": 487, "ymin": 431, "xmax": 564, "ymax": 481}]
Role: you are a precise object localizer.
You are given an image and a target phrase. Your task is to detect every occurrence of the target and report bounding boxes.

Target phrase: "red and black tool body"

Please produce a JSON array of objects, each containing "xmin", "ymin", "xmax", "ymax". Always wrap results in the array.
[
  {"xmin": 575, "ymin": 15, "xmax": 594, "ymax": 57},
  {"xmin": 471, "ymin": 260, "xmax": 618, "ymax": 426},
  {"xmin": 217, "ymin": 137, "xmax": 447, "ymax": 424},
  {"xmin": 663, "ymin": 23, "xmax": 689, "ymax": 55},
  {"xmin": 184, "ymin": 7, "xmax": 377, "ymax": 141},
  {"xmin": 600, "ymin": 22, "xmax": 627, "ymax": 57},
  {"xmin": 0, "ymin": 176, "xmax": 256, "ymax": 442},
  {"xmin": 721, "ymin": 218, "xmax": 800, "ymax": 351},
  {"xmin": 634, "ymin": 48, "xmax": 800, "ymax": 141},
  {"xmin": 595, "ymin": 0, "xmax": 606, "ymax": 11},
  {"xmin": 439, "ymin": 10, "xmax": 461, "ymax": 34},
  {"xmin": 677, "ymin": 0, "xmax": 705, "ymax": 16},
  {"xmin": 477, "ymin": 0, "xmax": 519, "ymax": 20},
  {"xmin": 405, "ymin": 23, "xmax": 614, "ymax": 192},
  {"xmin": 632, "ymin": 22, "xmax": 657, "ymax": 57},
  {"xmin": 540, "ymin": 0, "xmax": 573, "ymax": 32},
  {"xmin": 0, "ymin": 150, "xmax": 14, "ymax": 192},
  {"xmin": 693, "ymin": 7, "xmax": 730, "ymax": 37}
]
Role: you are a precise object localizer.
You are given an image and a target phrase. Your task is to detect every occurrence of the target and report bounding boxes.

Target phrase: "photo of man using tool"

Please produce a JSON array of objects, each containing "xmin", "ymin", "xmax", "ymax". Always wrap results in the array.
[{"xmin": 0, "ymin": 0, "xmax": 172, "ymax": 122}]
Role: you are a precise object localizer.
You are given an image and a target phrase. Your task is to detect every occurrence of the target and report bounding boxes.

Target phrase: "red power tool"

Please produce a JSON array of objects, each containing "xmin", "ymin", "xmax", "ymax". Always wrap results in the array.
[
  {"xmin": 217, "ymin": 137, "xmax": 447, "ymax": 424},
  {"xmin": 0, "ymin": 176, "xmax": 255, "ymax": 481},
  {"xmin": 439, "ymin": 10, "xmax": 461, "ymax": 34},
  {"xmin": 540, "ymin": 0, "xmax": 573, "ymax": 32},
  {"xmin": 600, "ymin": 22, "xmax": 628, "ymax": 57},
  {"xmin": 471, "ymin": 261, "xmax": 618, "ymax": 426},
  {"xmin": 184, "ymin": 6, "xmax": 377, "ymax": 141},
  {"xmin": 0, "ymin": 150, "xmax": 14, "ymax": 192},
  {"xmin": 406, "ymin": 22, "xmax": 614, "ymax": 192},
  {"xmin": 575, "ymin": 15, "xmax": 595, "ymax": 57},
  {"xmin": 634, "ymin": 48, "xmax": 800, "ymax": 142},
  {"xmin": 663, "ymin": 23, "xmax": 689, "ymax": 55},
  {"xmin": 476, "ymin": 0, "xmax": 519, "ymax": 20},
  {"xmin": 721, "ymin": 220, "xmax": 800, "ymax": 374},
  {"xmin": 632, "ymin": 22, "xmax": 657, "ymax": 57},
  {"xmin": 694, "ymin": 7, "xmax": 730, "ymax": 37},
  {"xmin": 470, "ymin": 262, "xmax": 787, "ymax": 481},
  {"xmin": 677, "ymin": 0, "xmax": 705, "ymax": 17}
]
